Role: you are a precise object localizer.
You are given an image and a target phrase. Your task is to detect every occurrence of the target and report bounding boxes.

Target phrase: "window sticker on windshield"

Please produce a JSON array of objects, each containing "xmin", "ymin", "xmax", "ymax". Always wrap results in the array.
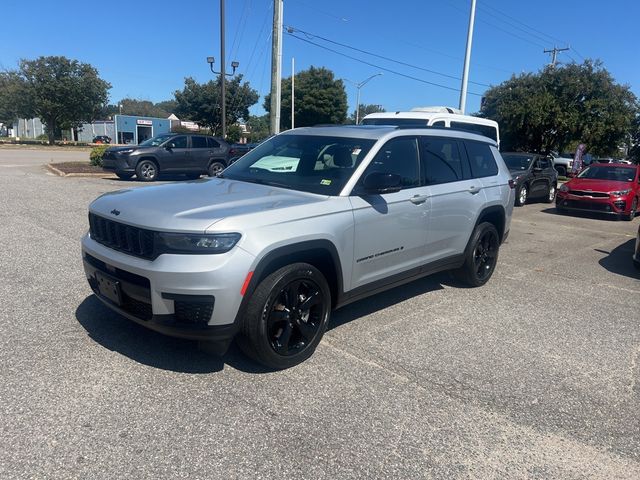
[
  {"xmin": 353, "ymin": 148, "xmax": 361, "ymax": 155},
  {"xmin": 320, "ymin": 179, "xmax": 332, "ymax": 186}
]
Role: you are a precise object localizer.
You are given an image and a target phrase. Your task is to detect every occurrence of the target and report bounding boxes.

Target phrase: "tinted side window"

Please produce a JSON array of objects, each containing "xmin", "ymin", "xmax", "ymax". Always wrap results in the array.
[
  {"xmin": 171, "ymin": 136, "xmax": 187, "ymax": 148},
  {"xmin": 207, "ymin": 137, "xmax": 221, "ymax": 148},
  {"xmin": 421, "ymin": 137, "xmax": 465, "ymax": 185},
  {"xmin": 465, "ymin": 141, "xmax": 498, "ymax": 178},
  {"xmin": 451, "ymin": 121, "xmax": 497, "ymax": 141},
  {"xmin": 538, "ymin": 158, "xmax": 551, "ymax": 169},
  {"xmin": 192, "ymin": 136, "xmax": 208, "ymax": 148},
  {"xmin": 364, "ymin": 137, "xmax": 420, "ymax": 189}
]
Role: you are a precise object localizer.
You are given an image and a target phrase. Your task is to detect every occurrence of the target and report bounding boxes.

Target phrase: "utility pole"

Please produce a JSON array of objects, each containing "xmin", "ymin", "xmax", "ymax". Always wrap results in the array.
[
  {"xmin": 544, "ymin": 46, "xmax": 570, "ymax": 67},
  {"xmin": 459, "ymin": 0, "xmax": 477, "ymax": 114},
  {"xmin": 270, "ymin": 0, "xmax": 283, "ymax": 135},
  {"xmin": 291, "ymin": 57, "xmax": 295, "ymax": 129},
  {"xmin": 220, "ymin": 0, "xmax": 227, "ymax": 138}
]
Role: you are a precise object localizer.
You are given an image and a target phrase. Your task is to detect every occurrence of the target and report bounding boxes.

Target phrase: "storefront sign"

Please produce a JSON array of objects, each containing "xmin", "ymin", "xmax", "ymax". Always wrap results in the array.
[{"xmin": 136, "ymin": 119, "xmax": 153, "ymax": 125}]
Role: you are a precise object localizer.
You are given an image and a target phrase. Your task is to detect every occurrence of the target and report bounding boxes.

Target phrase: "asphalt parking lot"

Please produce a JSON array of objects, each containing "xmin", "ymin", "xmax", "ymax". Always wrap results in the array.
[{"xmin": 1, "ymin": 148, "xmax": 639, "ymax": 479}]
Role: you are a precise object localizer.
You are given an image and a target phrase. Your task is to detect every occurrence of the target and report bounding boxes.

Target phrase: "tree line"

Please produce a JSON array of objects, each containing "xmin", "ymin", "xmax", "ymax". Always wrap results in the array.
[{"xmin": 0, "ymin": 55, "xmax": 638, "ymax": 159}]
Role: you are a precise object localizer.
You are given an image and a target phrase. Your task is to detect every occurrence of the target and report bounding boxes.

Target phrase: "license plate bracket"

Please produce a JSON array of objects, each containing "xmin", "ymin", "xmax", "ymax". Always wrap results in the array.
[{"xmin": 95, "ymin": 271, "xmax": 122, "ymax": 306}]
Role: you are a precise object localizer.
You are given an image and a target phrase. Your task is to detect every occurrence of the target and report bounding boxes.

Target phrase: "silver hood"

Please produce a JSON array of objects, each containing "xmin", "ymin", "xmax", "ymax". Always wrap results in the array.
[{"xmin": 89, "ymin": 178, "xmax": 327, "ymax": 232}]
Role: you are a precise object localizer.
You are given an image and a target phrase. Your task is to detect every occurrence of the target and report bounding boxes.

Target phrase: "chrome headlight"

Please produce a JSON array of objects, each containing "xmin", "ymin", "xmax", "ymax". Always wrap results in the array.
[
  {"xmin": 118, "ymin": 149, "xmax": 135, "ymax": 154},
  {"xmin": 559, "ymin": 184, "xmax": 569, "ymax": 192},
  {"xmin": 610, "ymin": 189, "xmax": 631, "ymax": 196},
  {"xmin": 156, "ymin": 232, "xmax": 241, "ymax": 254}
]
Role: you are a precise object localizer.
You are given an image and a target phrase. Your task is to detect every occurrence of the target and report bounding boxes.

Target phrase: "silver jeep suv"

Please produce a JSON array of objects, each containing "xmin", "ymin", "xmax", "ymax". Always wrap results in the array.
[{"xmin": 81, "ymin": 125, "xmax": 514, "ymax": 368}]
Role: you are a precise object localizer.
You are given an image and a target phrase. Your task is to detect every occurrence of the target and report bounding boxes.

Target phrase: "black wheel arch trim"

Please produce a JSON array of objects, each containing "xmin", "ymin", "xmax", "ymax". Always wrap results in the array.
[
  {"xmin": 232, "ymin": 239, "xmax": 344, "ymax": 325},
  {"xmin": 473, "ymin": 205, "xmax": 507, "ymax": 243}
]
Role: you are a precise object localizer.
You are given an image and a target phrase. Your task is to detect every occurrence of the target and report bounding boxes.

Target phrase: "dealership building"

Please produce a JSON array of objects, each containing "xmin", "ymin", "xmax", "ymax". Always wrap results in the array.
[
  {"xmin": 76, "ymin": 115, "xmax": 171, "ymax": 144},
  {"xmin": 11, "ymin": 114, "xmax": 172, "ymax": 144}
]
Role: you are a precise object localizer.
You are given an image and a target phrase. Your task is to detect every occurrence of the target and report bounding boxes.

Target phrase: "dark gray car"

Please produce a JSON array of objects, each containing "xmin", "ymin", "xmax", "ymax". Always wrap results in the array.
[
  {"xmin": 102, "ymin": 133, "xmax": 230, "ymax": 181},
  {"xmin": 503, "ymin": 152, "xmax": 558, "ymax": 206}
]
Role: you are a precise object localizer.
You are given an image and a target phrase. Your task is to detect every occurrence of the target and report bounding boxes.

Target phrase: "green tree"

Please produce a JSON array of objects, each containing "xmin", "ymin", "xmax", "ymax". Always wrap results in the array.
[
  {"xmin": 14, "ymin": 56, "xmax": 111, "ymax": 144},
  {"xmin": 245, "ymin": 114, "xmax": 270, "ymax": 142},
  {"xmin": 346, "ymin": 104, "xmax": 385, "ymax": 124},
  {"xmin": 0, "ymin": 71, "xmax": 24, "ymax": 127},
  {"xmin": 174, "ymin": 75, "xmax": 258, "ymax": 137},
  {"xmin": 264, "ymin": 66, "xmax": 347, "ymax": 130},
  {"xmin": 479, "ymin": 60, "xmax": 638, "ymax": 156}
]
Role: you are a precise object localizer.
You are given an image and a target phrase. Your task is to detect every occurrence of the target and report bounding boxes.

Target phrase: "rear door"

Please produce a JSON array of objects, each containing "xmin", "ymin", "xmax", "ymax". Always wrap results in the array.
[
  {"xmin": 421, "ymin": 136, "xmax": 484, "ymax": 261},
  {"xmin": 350, "ymin": 136, "xmax": 431, "ymax": 288},
  {"xmin": 190, "ymin": 135, "xmax": 212, "ymax": 172},
  {"xmin": 207, "ymin": 137, "xmax": 228, "ymax": 165}
]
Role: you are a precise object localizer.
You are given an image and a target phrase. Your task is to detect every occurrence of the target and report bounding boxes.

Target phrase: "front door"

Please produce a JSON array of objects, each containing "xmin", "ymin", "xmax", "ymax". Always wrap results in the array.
[
  {"xmin": 158, "ymin": 135, "xmax": 189, "ymax": 171},
  {"xmin": 350, "ymin": 136, "xmax": 431, "ymax": 289}
]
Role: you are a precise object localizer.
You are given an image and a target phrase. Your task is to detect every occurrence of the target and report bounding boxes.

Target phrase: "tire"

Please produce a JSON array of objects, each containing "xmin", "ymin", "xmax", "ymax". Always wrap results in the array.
[
  {"xmin": 207, "ymin": 160, "xmax": 226, "ymax": 177},
  {"xmin": 135, "ymin": 160, "xmax": 159, "ymax": 182},
  {"xmin": 545, "ymin": 183, "xmax": 557, "ymax": 203},
  {"xmin": 515, "ymin": 184, "xmax": 528, "ymax": 206},
  {"xmin": 115, "ymin": 172, "xmax": 134, "ymax": 180},
  {"xmin": 238, "ymin": 263, "xmax": 331, "ymax": 369},
  {"xmin": 454, "ymin": 222, "xmax": 500, "ymax": 287},
  {"xmin": 624, "ymin": 197, "xmax": 638, "ymax": 221}
]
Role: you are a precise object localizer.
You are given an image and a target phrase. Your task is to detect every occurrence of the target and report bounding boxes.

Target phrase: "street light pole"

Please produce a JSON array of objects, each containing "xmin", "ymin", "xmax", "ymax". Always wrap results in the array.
[
  {"xmin": 347, "ymin": 73, "xmax": 383, "ymax": 124},
  {"xmin": 459, "ymin": 0, "xmax": 477, "ymax": 114},
  {"xmin": 220, "ymin": 0, "xmax": 226, "ymax": 139}
]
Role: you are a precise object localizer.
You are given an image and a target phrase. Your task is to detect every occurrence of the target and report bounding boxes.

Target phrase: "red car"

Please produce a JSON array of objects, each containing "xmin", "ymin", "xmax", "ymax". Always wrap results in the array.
[{"xmin": 556, "ymin": 163, "xmax": 640, "ymax": 221}]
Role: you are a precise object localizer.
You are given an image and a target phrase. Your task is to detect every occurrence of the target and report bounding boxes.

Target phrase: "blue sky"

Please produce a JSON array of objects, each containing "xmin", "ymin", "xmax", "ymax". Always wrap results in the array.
[{"xmin": 2, "ymin": 0, "xmax": 638, "ymax": 118}]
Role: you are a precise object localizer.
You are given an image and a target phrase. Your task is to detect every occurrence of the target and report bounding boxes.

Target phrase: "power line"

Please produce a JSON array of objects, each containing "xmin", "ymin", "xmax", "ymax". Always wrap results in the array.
[
  {"xmin": 228, "ymin": 0, "xmax": 251, "ymax": 61},
  {"xmin": 286, "ymin": 26, "xmax": 491, "ymax": 87},
  {"xmin": 443, "ymin": 0, "xmax": 546, "ymax": 49},
  {"xmin": 287, "ymin": 32, "xmax": 483, "ymax": 96},
  {"xmin": 478, "ymin": 1, "xmax": 568, "ymax": 46}
]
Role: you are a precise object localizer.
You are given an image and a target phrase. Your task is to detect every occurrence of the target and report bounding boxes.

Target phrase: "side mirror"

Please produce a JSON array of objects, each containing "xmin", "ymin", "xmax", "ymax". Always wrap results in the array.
[{"xmin": 362, "ymin": 172, "xmax": 402, "ymax": 194}]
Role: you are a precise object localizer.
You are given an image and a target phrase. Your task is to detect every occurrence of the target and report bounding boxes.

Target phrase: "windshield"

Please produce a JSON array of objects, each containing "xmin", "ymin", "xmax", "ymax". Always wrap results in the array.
[
  {"xmin": 503, "ymin": 154, "xmax": 533, "ymax": 171},
  {"xmin": 577, "ymin": 165, "xmax": 636, "ymax": 182},
  {"xmin": 221, "ymin": 134, "xmax": 376, "ymax": 195},
  {"xmin": 139, "ymin": 134, "xmax": 174, "ymax": 147}
]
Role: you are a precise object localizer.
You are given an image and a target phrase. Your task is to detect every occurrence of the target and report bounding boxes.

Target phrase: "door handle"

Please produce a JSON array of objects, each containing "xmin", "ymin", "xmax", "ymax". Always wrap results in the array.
[
  {"xmin": 469, "ymin": 186, "xmax": 481, "ymax": 194},
  {"xmin": 409, "ymin": 194, "xmax": 428, "ymax": 205}
]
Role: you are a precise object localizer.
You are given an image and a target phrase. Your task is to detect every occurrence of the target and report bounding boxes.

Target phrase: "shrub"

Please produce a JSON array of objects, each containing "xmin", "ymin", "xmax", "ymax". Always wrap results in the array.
[{"xmin": 89, "ymin": 145, "xmax": 110, "ymax": 166}]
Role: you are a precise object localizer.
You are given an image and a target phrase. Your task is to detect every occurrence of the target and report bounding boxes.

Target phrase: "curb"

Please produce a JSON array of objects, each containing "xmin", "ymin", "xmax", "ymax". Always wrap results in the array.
[{"xmin": 46, "ymin": 163, "xmax": 116, "ymax": 178}]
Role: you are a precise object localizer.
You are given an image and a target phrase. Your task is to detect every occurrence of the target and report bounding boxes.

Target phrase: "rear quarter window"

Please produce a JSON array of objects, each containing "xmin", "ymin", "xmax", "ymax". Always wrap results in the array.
[
  {"xmin": 464, "ymin": 141, "xmax": 498, "ymax": 178},
  {"xmin": 451, "ymin": 121, "xmax": 497, "ymax": 142}
]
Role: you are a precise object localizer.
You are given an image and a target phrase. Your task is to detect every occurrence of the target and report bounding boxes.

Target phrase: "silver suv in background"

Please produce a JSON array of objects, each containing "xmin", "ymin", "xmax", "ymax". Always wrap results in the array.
[{"xmin": 82, "ymin": 125, "xmax": 514, "ymax": 369}]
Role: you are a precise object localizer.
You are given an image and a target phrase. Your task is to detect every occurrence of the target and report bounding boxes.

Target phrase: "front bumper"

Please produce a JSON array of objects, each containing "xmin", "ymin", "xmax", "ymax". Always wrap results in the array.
[
  {"xmin": 556, "ymin": 194, "xmax": 632, "ymax": 216},
  {"xmin": 81, "ymin": 233, "xmax": 255, "ymax": 344},
  {"xmin": 102, "ymin": 153, "xmax": 135, "ymax": 174}
]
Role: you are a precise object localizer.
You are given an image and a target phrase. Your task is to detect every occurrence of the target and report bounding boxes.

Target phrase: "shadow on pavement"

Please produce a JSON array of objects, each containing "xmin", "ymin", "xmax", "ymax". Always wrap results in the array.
[
  {"xmin": 75, "ymin": 295, "xmax": 266, "ymax": 374},
  {"xmin": 540, "ymin": 207, "xmax": 626, "ymax": 222},
  {"xmin": 77, "ymin": 272, "xmax": 447, "ymax": 372},
  {"xmin": 329, "ymin": 273, "xmax": 445, "ymax": 330},
  {"xmin": 597, "ymin": 239, "xmax": 640, "ymax": 280}
]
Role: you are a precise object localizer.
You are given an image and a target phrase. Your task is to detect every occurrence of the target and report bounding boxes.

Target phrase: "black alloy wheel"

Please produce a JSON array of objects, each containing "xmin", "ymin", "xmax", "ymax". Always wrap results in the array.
[
  {"xmin": 239, "ymin": 263, "xmax": 331, "ymax": 369},
  {"xmin": 472, "ymin": 228, "xmax": 500, "ymax": 283},
  {"xmin": 455, "ymin": 222, "xmax": 500, "ymax": 287},
  {"xmin": 267, "ymin": 279, "xmax": 325, "ymax": 356}
]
